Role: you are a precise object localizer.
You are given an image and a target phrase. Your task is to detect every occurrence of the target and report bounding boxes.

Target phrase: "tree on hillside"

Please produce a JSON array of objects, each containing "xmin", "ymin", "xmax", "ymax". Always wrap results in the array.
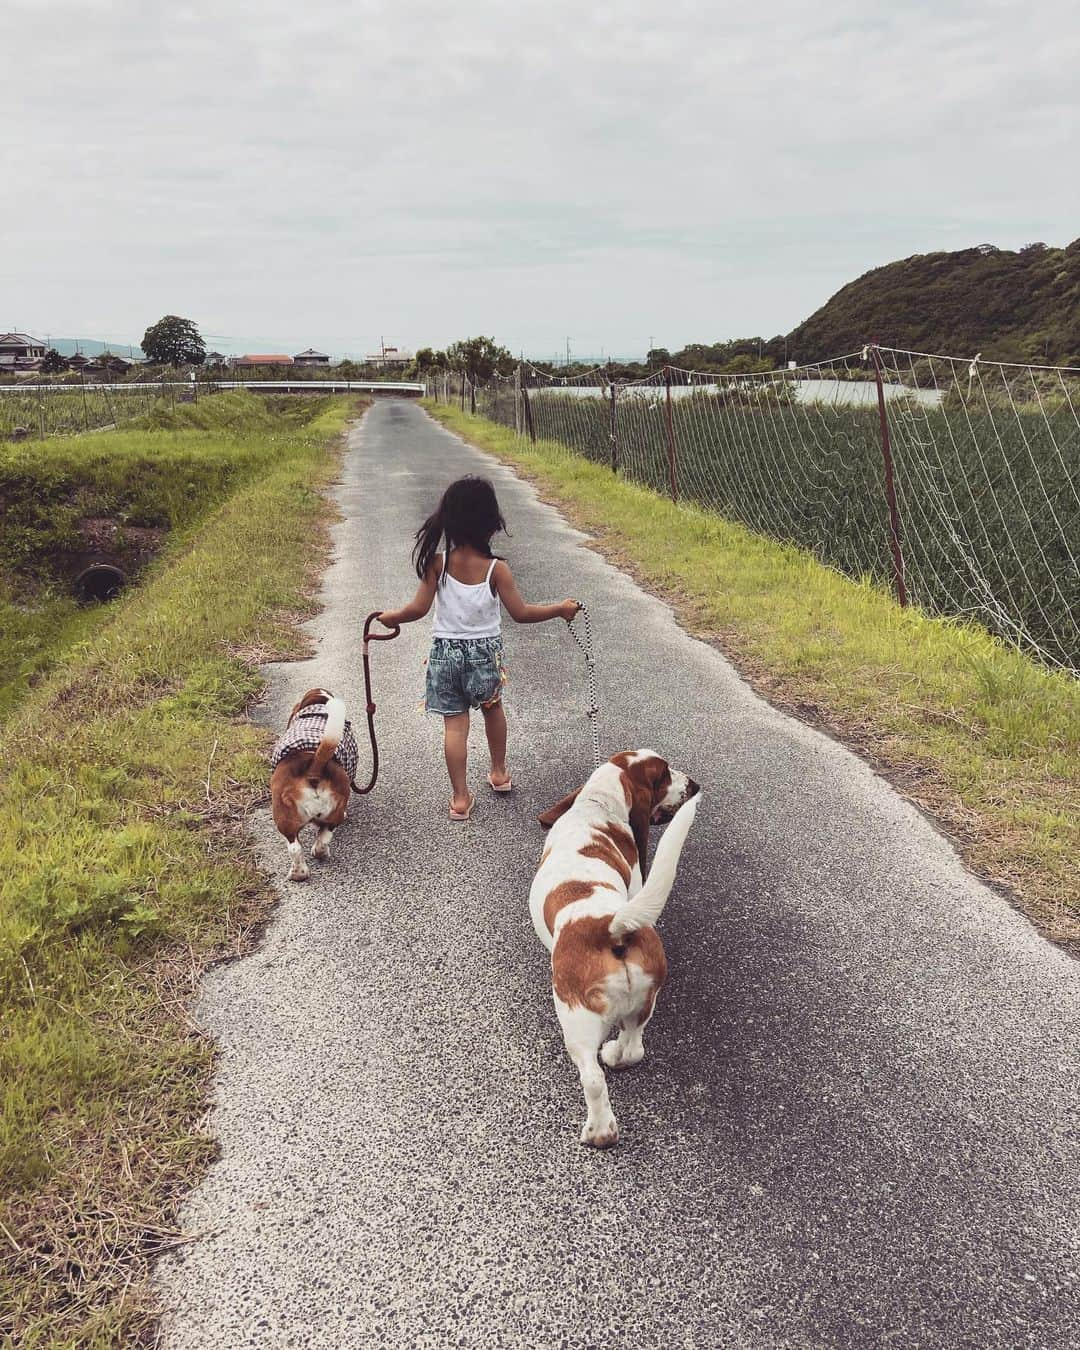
[
  {"xmin": 646, "ymin": 347, "xmax": 671, "ymax": 369},
  {"xmin": 141, "ymin": 315, "xmax": 206, "ymax": 367},
  {"xmin": 445, "ymin": 336, "xmax": 513, "ymax": 382},
  {"xmin": 40, "ymin": 348, "xmax": 68, "ymax": 374}
]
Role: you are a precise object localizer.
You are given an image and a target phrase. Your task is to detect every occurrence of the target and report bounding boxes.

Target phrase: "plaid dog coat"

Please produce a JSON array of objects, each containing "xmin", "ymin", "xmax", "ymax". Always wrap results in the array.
[{"xmin": 269, "ymin": 706, "xmax": 360, "ymax": 781}]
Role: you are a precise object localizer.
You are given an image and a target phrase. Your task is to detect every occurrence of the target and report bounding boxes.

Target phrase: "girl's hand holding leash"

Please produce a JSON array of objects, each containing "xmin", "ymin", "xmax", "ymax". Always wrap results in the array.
[{"xmin": 558, "ymin": 599, "xmax": 582, "ymax": 624}]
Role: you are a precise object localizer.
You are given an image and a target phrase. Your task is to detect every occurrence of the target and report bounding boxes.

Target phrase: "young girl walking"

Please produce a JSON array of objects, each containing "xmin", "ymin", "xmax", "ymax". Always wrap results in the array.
[{"xmin": 378, "ymin": 475, "xmax": 580, "ymax": 819}]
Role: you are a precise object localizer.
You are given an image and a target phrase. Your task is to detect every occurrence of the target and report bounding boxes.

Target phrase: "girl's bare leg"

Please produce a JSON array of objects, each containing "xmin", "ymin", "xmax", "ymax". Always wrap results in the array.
[
  {"xmin": 481, "ymin": 698, "xmax": 509, "ymax": 786},
  {"xmin": 443, "ymin": 713, "xmax": 471, "ymax": 812}
]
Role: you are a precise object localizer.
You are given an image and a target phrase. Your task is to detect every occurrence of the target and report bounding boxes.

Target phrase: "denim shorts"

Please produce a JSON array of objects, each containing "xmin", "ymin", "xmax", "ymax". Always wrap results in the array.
[{"xmin": 424, "ymin": 637, "xmax": 506, "ymax": 716}]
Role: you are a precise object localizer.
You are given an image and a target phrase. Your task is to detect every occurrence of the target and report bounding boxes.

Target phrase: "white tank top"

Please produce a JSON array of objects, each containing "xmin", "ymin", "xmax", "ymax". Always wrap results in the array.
[{"xmin": 432, "ymin": 554, "xmax": 502, "ymax": 639}]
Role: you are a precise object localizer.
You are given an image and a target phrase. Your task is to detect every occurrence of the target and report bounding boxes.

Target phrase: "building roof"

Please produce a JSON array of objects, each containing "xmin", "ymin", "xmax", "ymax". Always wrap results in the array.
[
  {"xmin": 236, "ymin": 354, "xmax": 294, "ymax": 364},
  {"xmin": 0, "ymin": 332, "xmax": 45, "ymax": 348},
  {"xmin": 294, "ymin": 348, "xmax": 329, "ymax": 359}
]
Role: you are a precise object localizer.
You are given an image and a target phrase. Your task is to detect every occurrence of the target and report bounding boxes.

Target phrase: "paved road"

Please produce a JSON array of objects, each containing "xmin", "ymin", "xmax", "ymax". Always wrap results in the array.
[{"xmin": 157, "ymin": 401, "xmax": 1079, "ymax": 1348}]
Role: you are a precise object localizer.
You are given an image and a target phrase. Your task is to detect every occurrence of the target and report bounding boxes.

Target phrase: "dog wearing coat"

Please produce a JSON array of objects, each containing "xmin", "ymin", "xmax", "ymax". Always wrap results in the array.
[
  {"xmin": 269, "ymin": 688, "xmax": 357, "ymax": 881},
  {"xmin": 530, "ymin": 750, "xmax": 701, "ymax": 1147}
]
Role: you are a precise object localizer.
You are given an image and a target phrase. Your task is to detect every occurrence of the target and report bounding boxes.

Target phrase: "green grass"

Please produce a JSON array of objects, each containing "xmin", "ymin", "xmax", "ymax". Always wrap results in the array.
[
  {"xmin": 429, "ymin": 401, "xmax": 1080, "ymax": 939},
  {"xmin": 0, "ymin": 391, "xmax": 360, "ymax": 1344},
  {"xmin": 0, "ymin": 391, "xmax": 340, "ymax": 720}
]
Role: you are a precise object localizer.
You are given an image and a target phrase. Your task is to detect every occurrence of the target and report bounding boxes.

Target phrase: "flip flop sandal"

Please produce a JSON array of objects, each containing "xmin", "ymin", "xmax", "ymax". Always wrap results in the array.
[
  {"xmin": 449, "ymin": 793, "xmax": 476, "ymax": 821},
  {"xmin": 487, "ymin": 773, "xmax": 513, "ymax": 793}
]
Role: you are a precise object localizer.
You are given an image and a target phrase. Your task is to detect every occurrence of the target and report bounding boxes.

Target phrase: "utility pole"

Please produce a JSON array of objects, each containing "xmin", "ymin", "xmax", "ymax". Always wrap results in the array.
[{"xmin": 565, "ymin": 336, "xmax": 571, "ymax": 368}]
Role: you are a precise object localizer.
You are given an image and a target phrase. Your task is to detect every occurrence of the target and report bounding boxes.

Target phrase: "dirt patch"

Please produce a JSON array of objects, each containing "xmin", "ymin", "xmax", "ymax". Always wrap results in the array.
[{"xmin": 56, "ymin": 518, "xmax": 167, "ymax": 586}]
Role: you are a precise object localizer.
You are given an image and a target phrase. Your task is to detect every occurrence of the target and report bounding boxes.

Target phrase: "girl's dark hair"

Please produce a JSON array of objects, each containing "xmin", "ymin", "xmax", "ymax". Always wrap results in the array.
[{"xmin": 413, "ymin": 475, "xmax": 507, "ymax": 579}]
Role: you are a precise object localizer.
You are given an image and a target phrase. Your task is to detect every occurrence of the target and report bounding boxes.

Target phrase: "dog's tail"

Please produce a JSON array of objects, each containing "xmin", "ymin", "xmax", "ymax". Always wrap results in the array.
[
  {"xmin": 609, "ymin": 795, "xmax": 700, "ymax": 941},
  {"xmin": 306, "ymin": 696, "xmax": 346, "ymax": 780}
]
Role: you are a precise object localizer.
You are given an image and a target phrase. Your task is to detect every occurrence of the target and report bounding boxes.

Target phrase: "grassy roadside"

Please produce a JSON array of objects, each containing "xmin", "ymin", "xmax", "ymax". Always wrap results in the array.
[
  {"xmin": 1, "ymin": 392, "xmax": 362, "ymax": 1345},
  {"xmin": 426, "ymin": 402, "xmax": 1079, "ymax": 947},
  {"xmin": 0, "ymin": 391, "xmax": 338, "ymax": 721}
]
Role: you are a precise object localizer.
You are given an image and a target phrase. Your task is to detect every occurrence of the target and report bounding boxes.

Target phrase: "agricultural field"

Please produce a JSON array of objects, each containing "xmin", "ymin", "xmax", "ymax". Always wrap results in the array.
[
  {"xmin": 0, "ymin": 390, "xmax": 360, "ymax": 1342},
  {"xmin": 0, "ymin": 382, "xmax": 172, "ymax": 438},
  {"xmin": 478, "ymin": 381, "xmax": 1080, "ymax": 672}
]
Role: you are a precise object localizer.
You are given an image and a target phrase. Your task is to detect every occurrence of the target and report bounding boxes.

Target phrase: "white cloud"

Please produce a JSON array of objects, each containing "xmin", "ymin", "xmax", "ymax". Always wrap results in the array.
[{"xmin": 3, "ymin": 0, "xmax": 1078, "ymax": 355}]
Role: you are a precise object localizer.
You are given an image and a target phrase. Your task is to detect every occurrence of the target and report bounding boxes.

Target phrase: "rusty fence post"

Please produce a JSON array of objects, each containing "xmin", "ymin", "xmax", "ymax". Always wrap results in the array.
[
  {"xmin": 521, "ymin": 372, "xmax": 536, "ymax": 442},
  {"xmin": 664, "ymin": 367, "xmax": 678, "ymax": 501},
  {"xmin": 868, "ymin": 342, "xmax": 908, "ymax": 607},
  {"xmin": 608, "ymin": 366, "xmax": 619, "ymax": 473}
]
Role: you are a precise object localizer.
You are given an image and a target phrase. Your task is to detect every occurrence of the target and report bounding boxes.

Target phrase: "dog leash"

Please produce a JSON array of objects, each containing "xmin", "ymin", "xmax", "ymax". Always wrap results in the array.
[
  {"xmin": 567, "ymin": 603, "xmax": 603, "ymax": 772},
  {"xmin": 352, "ymin": 610, "xmax": 401, "ymax": 795}
]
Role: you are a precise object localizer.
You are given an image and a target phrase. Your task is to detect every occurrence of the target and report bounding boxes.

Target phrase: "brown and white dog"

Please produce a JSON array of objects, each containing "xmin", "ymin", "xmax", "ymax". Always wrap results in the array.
[
  {"xmin": 270, "ymin": 688, "xmax": 354, "ymax": 881},
  {"xmin": 529, "ymin": 750, "xmax": 701, "ymax": 1147}
]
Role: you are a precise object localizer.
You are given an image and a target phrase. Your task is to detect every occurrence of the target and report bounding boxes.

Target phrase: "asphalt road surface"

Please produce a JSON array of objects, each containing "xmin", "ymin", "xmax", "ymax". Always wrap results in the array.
[{"xmin": 157, "ymin": 401, "xmax": 1079, "ymax": 1348}]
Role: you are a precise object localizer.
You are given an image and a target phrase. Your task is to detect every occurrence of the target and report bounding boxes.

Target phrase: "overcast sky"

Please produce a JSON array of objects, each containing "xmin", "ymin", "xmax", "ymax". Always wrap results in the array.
[{"xmin": 4, "ymin": 0, "xmax": 1078, "ymax": 359}]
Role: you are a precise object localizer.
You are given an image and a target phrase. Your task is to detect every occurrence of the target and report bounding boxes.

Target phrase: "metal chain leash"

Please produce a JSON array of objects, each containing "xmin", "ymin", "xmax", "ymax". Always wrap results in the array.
[{"xmin": 566, "ymin": 603, "xmax": 602, "ymax": 772}]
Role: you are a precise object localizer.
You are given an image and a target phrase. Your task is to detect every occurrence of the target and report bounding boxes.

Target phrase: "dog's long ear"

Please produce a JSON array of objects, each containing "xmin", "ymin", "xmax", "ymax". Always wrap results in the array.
[
  {"xmin": 626, "ymin": 780, "xmax": 652, "ymax": 881},
  {"xmin": 538, "ymin": 787, "xmax": 582, "ymax": 830}
]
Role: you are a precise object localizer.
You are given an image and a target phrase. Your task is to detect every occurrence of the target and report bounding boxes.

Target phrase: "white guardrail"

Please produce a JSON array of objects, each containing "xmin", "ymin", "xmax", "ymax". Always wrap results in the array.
[{"xmin": 0, "ymin": 380, "xmax": 427, "ymax": 394}]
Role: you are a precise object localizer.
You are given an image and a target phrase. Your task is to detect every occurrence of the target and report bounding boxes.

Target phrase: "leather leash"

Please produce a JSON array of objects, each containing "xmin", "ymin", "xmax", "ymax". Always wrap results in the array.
[{"xmin": 352, "ymin": 610, "xmax": 401, "ymax": 794}]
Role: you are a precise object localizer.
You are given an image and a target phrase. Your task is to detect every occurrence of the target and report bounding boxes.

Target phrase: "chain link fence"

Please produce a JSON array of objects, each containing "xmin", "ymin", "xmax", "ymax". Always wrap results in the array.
[{"xmin": 430, "ymin": 349, "xmax": 1080, "ymax": 675}]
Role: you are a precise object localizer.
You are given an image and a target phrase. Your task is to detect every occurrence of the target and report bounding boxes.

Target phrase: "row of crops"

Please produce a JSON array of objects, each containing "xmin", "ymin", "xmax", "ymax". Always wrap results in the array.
[
  {"xmin": 0, "ymin": 384, "xmax": 175, "ymax": 438},
  {"xmin": 473, "ymin": 369, "xmax": 1080, "ymax": 673}
]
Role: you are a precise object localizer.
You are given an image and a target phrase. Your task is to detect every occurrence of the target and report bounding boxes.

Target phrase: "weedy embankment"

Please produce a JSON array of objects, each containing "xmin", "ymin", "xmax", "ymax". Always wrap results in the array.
[{"xmin": 1, "ymin": 391, "xmax": 363, "ymax": 1344}]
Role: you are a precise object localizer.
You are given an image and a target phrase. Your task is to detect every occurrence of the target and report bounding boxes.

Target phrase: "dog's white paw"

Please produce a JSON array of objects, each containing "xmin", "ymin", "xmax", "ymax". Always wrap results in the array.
[
  {"xmin": 288, "ymin": 864, "xmax": 311, "ymax": 882},
  {"xmin": 600, "ymin": 1040, "xmax": 623, "ymax": 1069},
  {"xmin": 602, "ymin": 1039, "xmax": 644, "ymax": 1070},
  {"xmin": 581, "ymin": 1113, "xmax": 619, "ymax": 1149},
  {"xmin": 311, "ymin": 843, "xmax": 330, "ymax": 861}
]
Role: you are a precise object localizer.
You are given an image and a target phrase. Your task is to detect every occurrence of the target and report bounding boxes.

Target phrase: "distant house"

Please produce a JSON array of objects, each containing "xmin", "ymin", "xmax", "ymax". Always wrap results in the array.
[
  {"xmin": 364, "ymin": 344, "xmax": 413, "ymax": 367},
  {"xmin": 231, "ymin": 354, "xmax": 294, "ymax": 369},
  {"xmin": 293, "ymin": 348, "xmax": 329, "ymax": 366},
  {"xmin": 84, "ymin": 353, "xmax": 133, "ymax": 378},
  {"xmin": 0, "ymin": 331, "xmax": 46, "ymax": 374},
  {"xmin": 205, "ymin": 351, "xmax": 227, "ymax": 366}
]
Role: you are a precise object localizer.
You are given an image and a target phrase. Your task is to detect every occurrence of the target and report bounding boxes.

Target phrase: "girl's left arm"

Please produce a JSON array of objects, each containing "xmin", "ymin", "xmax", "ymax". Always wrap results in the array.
[{"xmin": 378, "ymin": 566, "xmax": 438, "ymax": 628}]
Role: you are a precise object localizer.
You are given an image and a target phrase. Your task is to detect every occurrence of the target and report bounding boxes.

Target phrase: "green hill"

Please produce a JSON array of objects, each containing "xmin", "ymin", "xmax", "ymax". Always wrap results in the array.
[{"xmin": 787, "ymin": 240, "xmax": 1080, "ymax": 365}]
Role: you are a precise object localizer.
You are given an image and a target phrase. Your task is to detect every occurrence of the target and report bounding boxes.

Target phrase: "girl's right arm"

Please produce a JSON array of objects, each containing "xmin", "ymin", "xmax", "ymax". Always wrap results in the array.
[
  {"xmin": 493, "ymin": 561, "xmax": 580, "ymax": 624},
  {"xmin": 378, "ymin": 559, "xmax": 439, "ymax": 628}
]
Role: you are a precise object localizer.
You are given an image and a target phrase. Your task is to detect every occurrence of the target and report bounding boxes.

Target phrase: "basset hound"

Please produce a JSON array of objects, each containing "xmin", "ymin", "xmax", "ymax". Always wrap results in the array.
[
  {"xmin": 269, "ymin": 688, "xmax": 357, "ymax": 881},
  {"xmin": 529, "ymin": 750, "xmax": 701, "ymax": 1147}
]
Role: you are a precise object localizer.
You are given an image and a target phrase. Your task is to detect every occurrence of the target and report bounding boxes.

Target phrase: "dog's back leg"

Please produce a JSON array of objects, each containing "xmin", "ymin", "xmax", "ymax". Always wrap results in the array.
[
  {"xmin": 556, "ymin": 1000, "xmax": 618, "ymax": 1148},
  {"xmin": 601, "ymin": 992, "xmax": 658, "ymax": 1071},
  {"xmin": 284, "ymin": 832, "xmax": 309, "ymax": 882},
  {"xmin": 310, "ymin": 768, "xmax": 349, "ymax": 862}
]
